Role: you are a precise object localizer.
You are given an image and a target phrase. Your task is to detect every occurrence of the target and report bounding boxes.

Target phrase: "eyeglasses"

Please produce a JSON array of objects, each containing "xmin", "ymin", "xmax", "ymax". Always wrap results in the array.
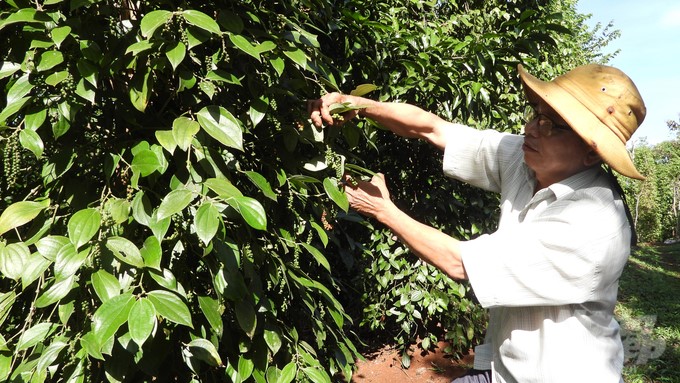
[{"xmin": 523, "ymin": 106, "xmax": 572, "ymax": 137}]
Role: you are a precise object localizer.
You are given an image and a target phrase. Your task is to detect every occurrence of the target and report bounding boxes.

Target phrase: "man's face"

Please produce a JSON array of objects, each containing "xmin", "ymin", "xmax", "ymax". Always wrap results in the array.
[{"xmin": 522, "ymin": 100, "xmax": 597, "ymax": 185}]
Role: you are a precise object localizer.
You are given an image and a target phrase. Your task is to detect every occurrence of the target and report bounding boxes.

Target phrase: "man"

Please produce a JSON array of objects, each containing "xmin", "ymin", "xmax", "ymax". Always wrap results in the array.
[{"xmin": 308, "ymin": 63, "xmax": 646, "ymax": 382}]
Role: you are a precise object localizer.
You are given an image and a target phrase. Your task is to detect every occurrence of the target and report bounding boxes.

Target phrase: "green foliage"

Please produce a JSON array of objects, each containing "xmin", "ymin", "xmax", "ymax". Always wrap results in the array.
[
  {"xmin": 0, "ymin": 0, "xmax": 617, "ymax": 380},
  {"xmin": 623, "ymin": 133, "xmax": 680, "ymax": 243}
]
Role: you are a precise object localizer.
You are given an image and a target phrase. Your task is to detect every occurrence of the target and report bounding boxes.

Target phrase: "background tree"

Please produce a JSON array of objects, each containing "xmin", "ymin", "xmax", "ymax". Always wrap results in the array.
[
  {"xmin": 0, "ymin": 0, "xmax": 620, "ymax": 380},
  {"xmin": 621, "ymin": 115, "xmax": 680, "ymax": 244}
]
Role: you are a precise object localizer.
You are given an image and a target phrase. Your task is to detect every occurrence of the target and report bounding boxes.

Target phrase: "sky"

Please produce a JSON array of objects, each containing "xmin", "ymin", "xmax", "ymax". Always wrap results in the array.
[{"xmin": 576, "ymin": 0, "xmax": 680, "ymax": 145}]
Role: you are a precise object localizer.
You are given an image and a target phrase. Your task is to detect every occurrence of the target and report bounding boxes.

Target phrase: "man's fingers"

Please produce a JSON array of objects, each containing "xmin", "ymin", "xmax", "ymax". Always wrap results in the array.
[
  {"xmin": 319, "ymin": 100, "xmax": 334, "ymax": 126},
  {"xmin": 307, "ymin": 98, "xmax": 336, "ymax": 127}
]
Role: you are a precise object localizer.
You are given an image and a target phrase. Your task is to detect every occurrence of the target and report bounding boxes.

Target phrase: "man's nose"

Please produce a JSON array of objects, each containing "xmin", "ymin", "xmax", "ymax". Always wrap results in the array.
[{"xmin": 523, "ymin": 119, "xmax": 540, "ymax": 137}]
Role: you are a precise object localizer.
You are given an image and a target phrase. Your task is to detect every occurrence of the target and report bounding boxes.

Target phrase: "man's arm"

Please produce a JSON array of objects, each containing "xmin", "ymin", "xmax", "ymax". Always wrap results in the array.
[
  {"xmin": 307, "ymin": 92, "xmax": 451, "ymax": 151},
  {"xmin": 344, "ymin": 173, "xmax": 467, "ymax": 280}
]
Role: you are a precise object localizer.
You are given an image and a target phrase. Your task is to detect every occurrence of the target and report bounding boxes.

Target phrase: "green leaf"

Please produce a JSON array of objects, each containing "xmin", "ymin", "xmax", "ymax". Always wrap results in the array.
[
  {"xmin": 165, "ymin": 41, "xmax": 186, "ymax": 71},
  {"xmin": 196, "ymin": 105, "xmax": 244, "ymax": 151},
  {"xmin": 235, "ymin": 299, "xmax": 256, "ymax": 338},
  {"xmin": 148, "ymin": 212, "xmax": 171, "ymax": 242},
  {"xmin": 36, "ymin": 50, "xmax": 64, "ymax": 72},
  {"xmin": 198, "ymin": 296, "xmax": 224, "ymax": 336},
  {"xmin": 0, "ymin": 95, "xmax": 30, "ymax": 124},
  {"xmin": 248, "ymin": 96, "xmax": 268, "ymax": 127},
  {"xmin": 0, "ymin": 61, "xmax": 20, "ymax": 80},
  {"xmin": 52, "ymin": 113, "xmax": 70, "ymax": 139},
  {"xmin": 349, "ymin": 83, "xmax": 378, "ymax": 97},
  {"xmin": 0, "ymin": 291, "xmax": 16, "ymax": 328},
  {"xmin": 128, "ymin": 297, "xmax": 156, "ymax": 346},
  {"xmin": 54, "ymin": 243, "xmax": 88, "ymax": 280},
  {"xmin": 45, "ymin": 70, "xmax": 69, "ymax": 86},
  {"xmin": 195, "ymin": 201, "xmax": 220, "ymax": 245},
  {"xmin": 283, "ymin": 48, "xmax": 307, "ymax": 69},
  {"xmin": 51, "ymin": 25, "xmax": 71, "ymax": 47},
  {"xmin": 19, "ymin": 129, "xmax": 44, "ymax": 158},
  {"xmin": 205, "ymin": 69, "xmax": 242, "ymax": 85},
  {"xmin": 172, "ymin": 116, "xmax": 200, "ymax": 151},
  {"xmin": 6, "ymin": 73, "xmax": 33, "ymax": 105},
  {"xmin": 185, "ymin": 25, "xmax": 211, "ymax": 49},
  {"xmin": 301, "ymin": 367, "xmax": 330, "ymax": 383},
  {"xmin": 147, "ymin": 290, "xmax": 193, "ymax": 327},
  {"xmin": 21, "ymin": 252, "xmax": 52, "ymax": 289},
  {"xmin": 263, "ymin": 324, "xmax": 282, "ymax": 355},
  {"xmin": 0, "ymin": 8, "xmax": 51, "ymax": 31},
  {"xmin": 199, "ymin": 80, "xmax": 216, "ymax": 99},
  {"xmin": 35, "ymin": 275, "xmax": 75, "ymax": 308},
  {"xmin": 228, "ymin": 196, "xmax": 266, "ymax": 230},
  {"xmin": 188, "ymin": 338, "xmax": 223, "ymax": 366},
  {"xmin": 105, "ymin": 236, "xmax": 145, "ymax": 268},
  {"xmin": 229, "ymin": 33, "xmax": 260, "ymax": 61},
  {"xmin": 148, "ymin": 268, "xmax": 178, "ymax": 292},
  {"xmin": 245, "ymin": 171, "xmax": 277, "ymax": 201},
  {"xmin": 323, "ymin": 177, "xmax": 349, "ymax": 212},
  {"xmin": 91, "ymin": 269, "xmax": 120, "ymax": 302},
  {"xmin": 125, "ymin": 40, "xmax": 155, "ymax": 56},
  {"xmin": 24, "ymin": 108, "xmax": 46, "ymax": 131},
  {"xmin": 131, "ymin": 148, "xmax": 161, "ymax": 177},
  {"xmin": 270, "ymin": 56, "xmax": 285, "ymax": 77},
  {"xmin": 205, "ymin": 177, "xmax": 242, "ymax": 198},
  {"xmin": 131, "ymin": 192, "xmax": 153, "ymax": 228},
  {"xmin": 80, "ymin": 332, "xmax": 104, "ymax": 360},
  {"xmin": 155, "ymin": 130, "xmax": 177, "ymax": 154},
  {"xmin": 157, "ymin": 189, "xmax": 194, "ymax": 220},
  {"xmin": 310, "ymin": 221, "xmax": 328, "ymax": 247},
  {"xmin": 198, "ymin": 295, "xmax": 223, "ymax": 337},
  {"xmin": 0, "ymin": 242, "xmax": 28, "ymax": 280},
  {"xmin": 140, "ymin": 10, "xmax": 172, "ymax": 38},
  {"xmin": 238, "ymin": 355, "xmax": 255, "ymax": 382},
  {"xmin": 129, "ymin": 67, "xmax": 152, "ymax": 112},
  {"xmin": 92, "ymin": 293, "xmax": 134, "ymax": 346},
  {"xmin": 36, "ymin": 340, "xmax": 68, "ymax": 372},
  {"xmin": 0, "ymin": 199, "xmax": 50, "ymax": 235},
  {"xmin": 279, "ymin": 362, "xmax": 297, "ymax": 383},
  {"xmin": 35, "ymin": 235, "xmax": 69, "ymax": 261},
  {"xmin": 104, "ymin": 198, "xmax": 130, "ymax": 224},
  {"xmin": 182, "ymin": 10, "xmax": 221, "ymax": 35},
  {"xmin": 67, "ymin": 208, "xmax": 101, "ymax": 249},
  {"xmin": 300, "ymin": 242, "xmax": 330, "ymax": 272},
  {"xmin": 77, "ymin": 59, "xmax": 98, "ymax": 88},
  {"xmin": 58, "ymin": 301, "xmax": 75, "ymax": 325},
  {"xmin": 0, "ymin": 353, "xmax": 9, "ymax": 381},
  {"xmin": 140, "ymin": 236, "xmax": 162, "ymax": 270},
  {"xmin": 16, "ymin": 322, "xmax": 57, "ymax": 352},
  {"xmin": 256, "ymin": 40, "xmax": 276, "ymax": 54},
  {"xmin": 75, "ymin": 78, "xmax": 95, "ymax": 103}
]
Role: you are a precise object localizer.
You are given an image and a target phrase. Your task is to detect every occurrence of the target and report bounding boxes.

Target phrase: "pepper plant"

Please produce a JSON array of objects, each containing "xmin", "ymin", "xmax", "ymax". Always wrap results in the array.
[{"xmin": 0, "ymin": 0, "xmax": 617, "ymax": 380}]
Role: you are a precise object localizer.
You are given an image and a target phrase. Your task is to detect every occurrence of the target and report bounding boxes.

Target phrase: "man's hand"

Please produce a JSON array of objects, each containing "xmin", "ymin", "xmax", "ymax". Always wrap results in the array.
[
  {"xmin": 307, "ymin": 92, "xmax": 362, "ymax": 128},
  {"xmin": 344, "ymin": 173, "xmax": 392, "ymax": 221}
]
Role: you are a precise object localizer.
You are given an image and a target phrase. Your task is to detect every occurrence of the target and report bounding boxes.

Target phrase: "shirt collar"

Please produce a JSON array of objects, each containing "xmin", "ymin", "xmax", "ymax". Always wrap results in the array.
[{"xmin": 546, "ymin": 166, "xmax": 603, "ymax": 199}]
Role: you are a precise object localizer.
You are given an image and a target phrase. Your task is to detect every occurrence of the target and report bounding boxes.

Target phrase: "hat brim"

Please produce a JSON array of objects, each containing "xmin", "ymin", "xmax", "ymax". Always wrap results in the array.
[{"xmin": 518, "ymin": 64, "xmax": 644, "ymax": 180}]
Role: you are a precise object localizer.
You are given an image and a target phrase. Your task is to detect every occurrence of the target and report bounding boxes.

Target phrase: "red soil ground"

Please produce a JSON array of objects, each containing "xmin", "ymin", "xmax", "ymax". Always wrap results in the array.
[{"xmin": 352, "ymin": 341, "xmax": 475, "ymax": 383}]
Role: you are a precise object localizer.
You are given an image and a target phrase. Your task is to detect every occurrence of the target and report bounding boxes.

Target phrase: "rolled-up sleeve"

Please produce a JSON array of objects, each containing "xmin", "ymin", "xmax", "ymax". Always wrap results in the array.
[{"xmin": 443, "ymin": 124, "xmax": 524, "ymax": 193}]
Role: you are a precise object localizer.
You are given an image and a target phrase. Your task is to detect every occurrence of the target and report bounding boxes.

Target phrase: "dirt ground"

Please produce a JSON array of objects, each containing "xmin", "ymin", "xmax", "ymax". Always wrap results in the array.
[{"xmin": 352, "ymin": 341, "xmax": 475, "ymax": 383}]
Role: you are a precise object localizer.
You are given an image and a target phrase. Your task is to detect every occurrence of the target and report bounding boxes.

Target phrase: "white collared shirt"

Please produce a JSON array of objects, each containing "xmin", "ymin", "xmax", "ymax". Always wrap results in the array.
[{"xmin": 443, "ymin": 124, "xmax": 629, "ymax": 383}]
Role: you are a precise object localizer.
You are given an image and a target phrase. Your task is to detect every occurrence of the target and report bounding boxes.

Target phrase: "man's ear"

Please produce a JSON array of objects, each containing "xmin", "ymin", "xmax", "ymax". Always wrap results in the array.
[{"xmin": 584, "ymin": 149, "xmax": 602, "ymax": 167}]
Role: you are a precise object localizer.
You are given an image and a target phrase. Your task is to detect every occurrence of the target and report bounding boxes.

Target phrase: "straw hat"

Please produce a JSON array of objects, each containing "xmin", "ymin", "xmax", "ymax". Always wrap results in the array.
[{"xmin": 518, "ymin": 64, "xmax": 646, "ymax": 180}]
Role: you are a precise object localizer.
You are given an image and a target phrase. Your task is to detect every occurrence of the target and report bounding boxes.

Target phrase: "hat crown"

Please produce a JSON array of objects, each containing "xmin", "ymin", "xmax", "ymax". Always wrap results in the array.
[{"xmin": 553, "ymin": 64, "xmax": 646, "ymax": 144}]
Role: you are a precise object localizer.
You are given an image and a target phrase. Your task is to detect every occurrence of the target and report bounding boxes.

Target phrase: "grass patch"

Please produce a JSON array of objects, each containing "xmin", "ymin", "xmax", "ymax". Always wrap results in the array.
[{"xmin": 617, "ymin": 243, "xmax": 680, "ymax": 382}]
